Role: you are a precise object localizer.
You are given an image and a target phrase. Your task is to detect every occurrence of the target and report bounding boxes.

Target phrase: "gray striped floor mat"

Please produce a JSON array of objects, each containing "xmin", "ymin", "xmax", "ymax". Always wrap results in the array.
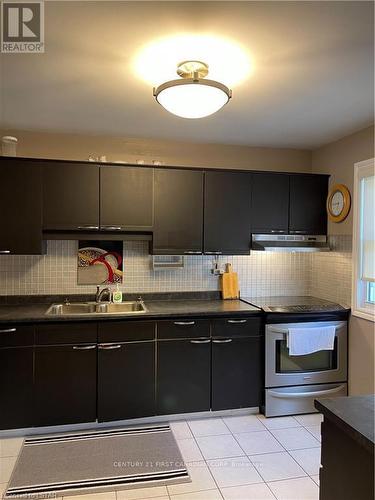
[{"xmin": 6, "ymin": 424, "xmax": 190, "ymax": 497}]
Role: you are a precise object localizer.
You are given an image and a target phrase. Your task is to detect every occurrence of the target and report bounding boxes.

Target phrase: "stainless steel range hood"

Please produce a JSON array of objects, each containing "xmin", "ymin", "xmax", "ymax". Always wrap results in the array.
[{"xmin": 251, "ymin": 234, "xmax": 330, "ymax": 252}]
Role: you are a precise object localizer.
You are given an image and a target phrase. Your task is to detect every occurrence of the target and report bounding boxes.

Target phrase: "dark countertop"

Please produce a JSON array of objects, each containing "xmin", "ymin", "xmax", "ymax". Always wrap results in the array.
[
  {"xmin": 0, "ymin": 299, "xmax": 260, "ymax": 323},
  {"xmin": 315, "ymin": 395, "xmax": 375, "ymax": 454}
]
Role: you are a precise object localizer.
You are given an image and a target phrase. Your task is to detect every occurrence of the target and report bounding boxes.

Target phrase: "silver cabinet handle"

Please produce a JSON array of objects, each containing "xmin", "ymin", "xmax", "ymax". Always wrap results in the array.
[
  {"xmin": 227, "ymin": 319, "xmax": 247, "ymax": 324},
  {"xmin": 174, "ymin": 321, "xmax": 195, "ymax": 326},
  {"xmin": 0, "ymin": 328, "xmax": 16, "ymax": 334},
  {"xmin": 77, "ymin": 225, "xmax": 99, "ymax": 230},
  {"xmin": 289, "ymin": 230, "xmax": 308, "ymax": 234},
  {"xmin": 184, "ymin": 251, "xmax": 202, "ymax": 254},
  {"xmin": 213, "ymin": 339, "xmax": 233, "ymax": 343},
  {"xmin": 0, "ymin": 250, "xmax": 10, "ymax": 254},
  {"xmin": 270, "ymin": 230, "xmax": 286, "ymax": 234},
  {"xmin": 268, "ymin": 384, "xmax": 346, "ymax": 399},
  {"xmin": 98, "ymin": 344, "xmax": 122, "ymax": 350},
  {"xmin": 101, "ymin": 226, "xmax": 122, "ymax": 231},
  {"xmin": 205, "ymin": 251, "xmax": 223, "ymax": 255},
  {"xmin": 190, "ymin": 339, "xmax": 211, "ymax": 344},
  {"xmin": 72, "ymin": 345, "xmax": 96, "ymax": 350}
]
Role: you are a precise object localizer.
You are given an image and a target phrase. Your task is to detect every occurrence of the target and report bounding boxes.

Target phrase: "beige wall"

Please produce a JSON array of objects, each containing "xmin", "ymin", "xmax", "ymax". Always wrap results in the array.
[
  {"xmin": 349, "ymin": 316, "xmax": 375, "ymax": 395},
  {"xmin": 0, "ymin": 129, "xmax": 312, "ymax": 172},
  {"xmin": 312, "ymin": 125, "xmax": 375, "ymax": 396},
  {"xmin": 311, "ymin": 125, "xmax": 374, "ymax": 235}
]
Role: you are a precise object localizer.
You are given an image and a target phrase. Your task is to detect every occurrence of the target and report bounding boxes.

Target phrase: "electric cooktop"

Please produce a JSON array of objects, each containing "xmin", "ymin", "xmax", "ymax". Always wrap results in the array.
[{"xmin": 240, "ymin": 295, "xmax": 349, "ymax": 313}]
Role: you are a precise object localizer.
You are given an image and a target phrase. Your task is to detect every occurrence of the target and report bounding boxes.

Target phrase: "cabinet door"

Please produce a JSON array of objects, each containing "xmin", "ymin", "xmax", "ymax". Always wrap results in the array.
[
  {"xmin": 157, "ymin": 339, "xmax": 210, "ymax": 414},
  {"xmin": 289, "ymin": 175, "xmax": 328, "ymax": 234},
  {"xmin": 98, "ymin": 341, "xmax": 155, "ymax": 421},
  {"xmin": 34, "ymin": 344, "xmax": 97, "ymax": 426},
  {"xmin": 0, "ymin": 159, "xmax": 43, "ymax": 255},
  {"xmin": 43, "ymin": 163, "xmax": 99, "ymax": 230},
  {"xmin": 153, "ymin": 169, "xmax": 203, "ymax": 254},
  {"xmin": 251, "ymin": 173, "xmax": 289, "ymax": 234},
  {"xmin": 212, "ymin": 337, "xmax": 262, "ymax": 411},
  {"xmin": 204, "ymin": 171, "xmax": 251, "ymax": 254},
  {"xmin": 0, "ymin": 347, "xmax": 34, "ymax": 430},
  {"xmin": 100, "ymin": 166, "xmax": 154, "ymax": 231}
]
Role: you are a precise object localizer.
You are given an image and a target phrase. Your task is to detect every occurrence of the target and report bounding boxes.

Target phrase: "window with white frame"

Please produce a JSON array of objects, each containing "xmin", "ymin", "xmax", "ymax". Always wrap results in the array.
[{"xmin": 352, "ymin": 158, "xmax": 375, "ymax": 321}]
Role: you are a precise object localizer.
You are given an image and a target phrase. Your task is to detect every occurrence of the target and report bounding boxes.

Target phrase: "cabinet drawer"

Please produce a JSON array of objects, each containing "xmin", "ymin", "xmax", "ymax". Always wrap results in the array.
[
  {"xmin": 0, "ymin": 324, "xmax": 34, "ymax": 347},
  {"xmin": 98, "ymin": 321, "xmax": 155, "ymax": 342},
  {"xmin": 157, "ymin": 319, "xmax": 210, "ymax": 339},
  {"xmin": 212, "ymin": 317, "xmax": 262, "ymax": 337},
  {"xmin": 36, "ymin": 322, "xmax": 97, "ymax": 345}
]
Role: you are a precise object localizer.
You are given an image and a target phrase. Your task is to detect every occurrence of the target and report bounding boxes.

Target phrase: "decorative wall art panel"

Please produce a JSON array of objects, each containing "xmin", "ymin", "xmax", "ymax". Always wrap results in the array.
[{"xmin": 78, "ymin": 241, "xmax": 123, "ymax": 285}]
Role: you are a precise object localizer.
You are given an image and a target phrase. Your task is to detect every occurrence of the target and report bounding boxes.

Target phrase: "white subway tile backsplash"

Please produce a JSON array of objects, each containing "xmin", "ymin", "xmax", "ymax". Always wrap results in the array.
[
  {"xmin": 0, "ymin": 236, "xmax": 352, "ymax": 302},
  {"xmin": 0, "ymin": 240, "xmax": 311, "ymax": 297},
  {"xmin": 310, "ymin": 235, "xmax": 352, "ymax": 305}
]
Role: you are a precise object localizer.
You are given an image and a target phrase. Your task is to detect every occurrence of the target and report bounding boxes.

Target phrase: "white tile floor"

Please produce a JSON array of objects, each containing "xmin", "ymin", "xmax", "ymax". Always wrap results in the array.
[{"xmin": 0, "ymin": 413, "xmax": 321, "ymax": 500}]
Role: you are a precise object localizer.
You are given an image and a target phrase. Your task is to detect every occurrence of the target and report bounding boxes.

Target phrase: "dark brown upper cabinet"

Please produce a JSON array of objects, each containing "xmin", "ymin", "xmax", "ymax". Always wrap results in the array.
[
  {"xmin": 0, "ymin": 158, "xmax": 44, "ymax": 255},
  {"xmin": 43, "ymin": 162, "xmax": 99, "ymax": 231},
  {"xmin": 204, "ymin": 171, "xmax": 251, "ymax": 254},
  {"xmin": 289, "ymin": 174, "xmax": 329, "ymax": 234},
  {"xmin": 100, "ymin": 166, "xmax": 153, "ymax": 231},
  {"xmin": 251, "ymin": 173, "xmax": 289, "ymax": 234},
  {"xmin": 152, "ymin": 168, "xmax": 204, "ymax": 255}
]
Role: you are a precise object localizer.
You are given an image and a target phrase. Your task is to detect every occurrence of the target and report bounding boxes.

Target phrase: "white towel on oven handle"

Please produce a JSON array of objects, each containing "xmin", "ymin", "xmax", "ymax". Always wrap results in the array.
[{"xmin": 287, "ymin": 326, "xmax": 336, "ymax": 356}]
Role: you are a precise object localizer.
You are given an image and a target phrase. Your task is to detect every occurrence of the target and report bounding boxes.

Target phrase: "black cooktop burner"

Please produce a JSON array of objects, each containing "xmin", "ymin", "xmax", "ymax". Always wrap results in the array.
[
  {"xmin": 240, "ymin": 296, "xmax": 349, "ymax": 314},
  {"xmin": 267, "ymin": 304, "xmax": 345, "ymax": 313}
]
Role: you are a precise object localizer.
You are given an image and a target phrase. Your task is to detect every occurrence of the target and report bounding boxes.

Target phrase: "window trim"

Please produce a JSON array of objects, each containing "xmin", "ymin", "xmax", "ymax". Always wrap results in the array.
[{"xmin": 352, "ymin": 158, "xmax": 375, "ymax": 322}]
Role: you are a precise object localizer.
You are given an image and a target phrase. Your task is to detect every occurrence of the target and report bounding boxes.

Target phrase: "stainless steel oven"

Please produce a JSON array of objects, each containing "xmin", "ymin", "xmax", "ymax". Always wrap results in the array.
[{"xmin": 265, "ymin": 320, "xmax": 348, "ymax": 416}]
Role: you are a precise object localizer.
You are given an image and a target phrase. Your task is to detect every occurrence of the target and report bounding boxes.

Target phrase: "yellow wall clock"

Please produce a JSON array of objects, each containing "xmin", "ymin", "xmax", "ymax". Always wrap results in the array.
[{"xmin": 326, "ymin": 184, "xmax": 351, "ymax": 222}]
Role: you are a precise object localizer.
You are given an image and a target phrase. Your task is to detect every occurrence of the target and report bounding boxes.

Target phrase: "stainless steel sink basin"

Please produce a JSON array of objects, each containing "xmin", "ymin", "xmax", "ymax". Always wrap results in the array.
[
  {"xmin": 46, "ymin": 301, "xmax": 147, "ymax": 316},
  {"xmin": 96, "ymin": 302, "xmax": 147, "ymax": 314}
]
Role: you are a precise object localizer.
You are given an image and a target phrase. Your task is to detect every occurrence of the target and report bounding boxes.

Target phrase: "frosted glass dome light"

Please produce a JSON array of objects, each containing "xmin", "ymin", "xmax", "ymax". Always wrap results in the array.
[{"xmin": 153, "ymin": 61, "xmax": 232, "ymax": 119}]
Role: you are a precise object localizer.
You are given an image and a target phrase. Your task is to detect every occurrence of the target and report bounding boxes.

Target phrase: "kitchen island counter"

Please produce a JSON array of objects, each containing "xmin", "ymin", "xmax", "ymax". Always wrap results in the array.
[{"xmin": 315, "ymin": 394, "xmax": 374, "ymax": 500}]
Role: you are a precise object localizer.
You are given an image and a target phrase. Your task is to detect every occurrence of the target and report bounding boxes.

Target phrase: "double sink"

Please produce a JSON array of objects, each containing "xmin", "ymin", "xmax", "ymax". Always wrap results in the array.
[{"xmin": 46, "ymin": 300, "xmax": 147, "ymax": 316}]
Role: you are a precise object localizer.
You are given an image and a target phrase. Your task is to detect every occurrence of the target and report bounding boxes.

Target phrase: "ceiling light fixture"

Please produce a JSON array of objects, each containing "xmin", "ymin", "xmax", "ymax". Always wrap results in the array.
[{"xmin": 153, "ymin": 60, "xmax": 232, "ymax": 119}]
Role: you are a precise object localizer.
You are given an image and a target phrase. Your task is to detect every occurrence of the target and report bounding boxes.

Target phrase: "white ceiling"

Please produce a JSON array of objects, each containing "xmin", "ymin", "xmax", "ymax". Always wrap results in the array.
[{"xmin": 0, "ymin": 1, "xmax": 373, "ymax": 148}]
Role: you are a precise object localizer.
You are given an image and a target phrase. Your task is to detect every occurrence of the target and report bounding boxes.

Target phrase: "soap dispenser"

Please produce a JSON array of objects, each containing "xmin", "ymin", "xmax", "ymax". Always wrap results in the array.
[{"xmin": 112, "ymin": 284, "xmax": 122, "ymax": 303}]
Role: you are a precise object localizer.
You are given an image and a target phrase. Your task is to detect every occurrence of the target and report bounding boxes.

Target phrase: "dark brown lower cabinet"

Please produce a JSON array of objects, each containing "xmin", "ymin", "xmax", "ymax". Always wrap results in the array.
[
  {"xmin": 0, "ymin": 315, "xmax": 263, "ymax": 430},
  {"xmin": 211, "ymin": 336, "xmax": 262, "ymax": 411},
  {"xmin": 0, "ymin": 347, "xmax": 34, "ymax": 429},
  {"xmin": 97, "ymin": 341, "xmax": 156, "ymax": 421},
  {"xmin": 34, "ymin": 344, "xmax": 97, "ymax": 426},
  {"xmin": 157, "ymin": 339, "xmax": 211, "ymax": 414}
]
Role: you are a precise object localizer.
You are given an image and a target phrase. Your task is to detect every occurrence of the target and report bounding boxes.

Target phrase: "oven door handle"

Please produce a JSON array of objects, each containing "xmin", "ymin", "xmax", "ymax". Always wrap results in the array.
[
  {"xmin": 268, "ymin": 325, "xmax": 340, "ymax": 335},
  {"xmin": 268, "ymin": 384, "xmax": 346, "ymax": 399},
  {"xmin": 268, "ymin": 326, "xmax": 338, "ymax": 342},
  {"xmin": 267, "ymin": 327, "xmax": 289, "ymax": 335}
]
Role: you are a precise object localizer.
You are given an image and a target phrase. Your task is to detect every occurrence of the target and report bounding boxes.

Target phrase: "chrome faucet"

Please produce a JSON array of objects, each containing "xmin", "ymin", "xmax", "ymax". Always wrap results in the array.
[{"xmin": 96, "ymin": 286, "xmax": 111, "ymax": 303}]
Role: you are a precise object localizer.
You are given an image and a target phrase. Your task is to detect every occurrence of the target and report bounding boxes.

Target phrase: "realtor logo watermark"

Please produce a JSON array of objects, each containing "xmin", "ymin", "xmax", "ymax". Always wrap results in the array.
[{"xmin": 1, "ymin": 1, "xmax": 44, "ymax": 52}]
